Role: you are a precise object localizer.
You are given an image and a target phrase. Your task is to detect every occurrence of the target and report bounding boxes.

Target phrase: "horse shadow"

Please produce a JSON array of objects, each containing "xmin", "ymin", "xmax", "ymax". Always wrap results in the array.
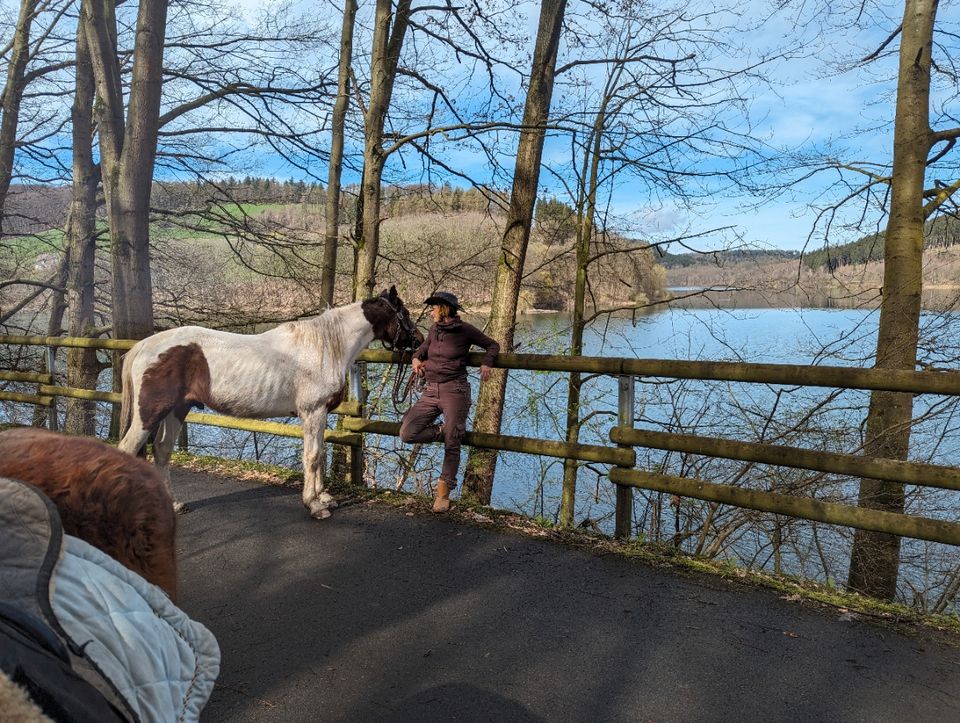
[{"xmin": 177, "ymin": 483, "xmax": 292, "ymax": 513}]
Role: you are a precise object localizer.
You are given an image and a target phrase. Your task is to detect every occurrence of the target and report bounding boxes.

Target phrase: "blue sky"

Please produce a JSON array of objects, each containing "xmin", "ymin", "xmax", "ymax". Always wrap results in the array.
[
  {"xmin": 199, "ymin": 1, "xmax": 959, "ymax": 253},
  {"xmin": 4, "ymin": 0, "xmax": 951, "ymax": 253}
]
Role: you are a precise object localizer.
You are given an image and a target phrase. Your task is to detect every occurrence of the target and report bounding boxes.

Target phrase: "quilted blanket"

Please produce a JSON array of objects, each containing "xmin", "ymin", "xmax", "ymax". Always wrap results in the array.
[
  {"xmin": 0, "ymin": 476, "xmax": 220, "ymax": 722},
  {"xmin": 53, "ymin": 535, "xmax": 220, "ymax": 722}
]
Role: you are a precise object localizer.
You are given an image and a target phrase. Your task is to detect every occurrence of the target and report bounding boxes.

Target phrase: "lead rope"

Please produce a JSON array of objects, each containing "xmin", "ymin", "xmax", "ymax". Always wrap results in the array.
[
  {"xmin": 391, "ymin": 358, "xmax": 424, "ymax": 413},
  {"xmin": 382, "ymin": 296, "xmax": 428, "ymax": 413}
]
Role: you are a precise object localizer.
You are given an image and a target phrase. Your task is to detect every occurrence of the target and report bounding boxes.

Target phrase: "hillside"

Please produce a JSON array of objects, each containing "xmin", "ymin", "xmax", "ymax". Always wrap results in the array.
[
  {"xmin": 799, "ymin": 215, "xmax": 960, "ymax": 270},
  {"xmin": 657, "ymin": 247, "xmax": 801, "ymax": 269},
  {"xmin": 660, "ymin": 213, "xmax": 960, "ymax": 285},
  {"xmin": 2, "ymin": 182, "xmax": 670, "ymax": 328},
  {"xmin": 664, "ymin": 243, "xmax": 960, "ymax": 310},
  {"xmin": 1, "ymin": 185, "xmax": 71, "ymax": 236}
]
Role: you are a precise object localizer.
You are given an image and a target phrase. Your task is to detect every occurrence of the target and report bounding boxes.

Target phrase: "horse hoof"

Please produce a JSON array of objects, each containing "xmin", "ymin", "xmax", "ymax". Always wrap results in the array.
[
  {"xmin": 318, "ymin": 493, "xmax": 338, "ymax": 508},
  {"xmin": 174, "ymin": 501, "xmax": 190, "ymax": 515},
  {"xmin": 311, "ymin": 507, "xmax": 333, "ymax": 520}
]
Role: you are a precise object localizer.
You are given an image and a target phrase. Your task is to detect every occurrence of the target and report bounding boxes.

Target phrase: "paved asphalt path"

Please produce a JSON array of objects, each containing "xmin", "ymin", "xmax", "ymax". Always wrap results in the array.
[{"xmin": 172, "ymin": 468, "xmax": 960, "ymax": 722}]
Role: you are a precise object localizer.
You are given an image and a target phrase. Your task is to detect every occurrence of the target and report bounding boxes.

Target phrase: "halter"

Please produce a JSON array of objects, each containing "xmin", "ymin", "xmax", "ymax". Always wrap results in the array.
[
  {"xmin": 377, "ymin": 295, "xmax": 423, "ymax": 413},
  {"xmin": 379, "ymin": 296, "xmax": 419, "ymax": 352}
]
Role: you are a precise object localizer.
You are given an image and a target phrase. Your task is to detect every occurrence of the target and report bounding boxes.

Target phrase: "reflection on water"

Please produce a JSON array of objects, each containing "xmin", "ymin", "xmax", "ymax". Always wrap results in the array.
[{"xmin": 487, "ymin": 304, "xmax": 960, "ymax": 607}]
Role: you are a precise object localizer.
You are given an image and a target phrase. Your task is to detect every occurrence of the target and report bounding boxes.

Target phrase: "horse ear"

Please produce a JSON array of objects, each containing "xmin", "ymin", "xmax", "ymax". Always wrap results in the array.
[{"xmin": 389, "ymin": 284, "xmax": 398, "ymax": 300}]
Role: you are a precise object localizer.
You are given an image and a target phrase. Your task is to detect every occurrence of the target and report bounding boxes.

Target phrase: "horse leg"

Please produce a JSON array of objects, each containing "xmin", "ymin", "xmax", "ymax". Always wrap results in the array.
[
  {"xmin": 302, "ymin": 408, "xmax": 336, "ymax": 519},
  {"xmin": 118, "ymin": 351, "xmax": 150, "ymax": 457},
  {"xmin": 119, "ymin": 427, "xmax": 151, "ymax": 458},
  {"xmin": 118, "ymin": 395, "xmax": 151, "ymax": 458},
  {"xmin": 154, "ymin": 413, "xmax": 189, "ymax": 514}
]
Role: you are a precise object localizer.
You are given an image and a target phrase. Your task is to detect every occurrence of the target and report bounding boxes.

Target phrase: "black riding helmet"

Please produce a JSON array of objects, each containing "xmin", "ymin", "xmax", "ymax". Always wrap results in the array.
[{"xmin": 423, "ymin": 290, "xmax": 464, "ymax": 311}]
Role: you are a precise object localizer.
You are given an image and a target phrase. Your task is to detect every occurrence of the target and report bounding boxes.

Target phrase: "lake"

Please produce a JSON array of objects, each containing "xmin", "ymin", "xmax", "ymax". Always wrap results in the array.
[{"xmin": 3, "ymin": 301, "xmax": 959, "ymax": 608}]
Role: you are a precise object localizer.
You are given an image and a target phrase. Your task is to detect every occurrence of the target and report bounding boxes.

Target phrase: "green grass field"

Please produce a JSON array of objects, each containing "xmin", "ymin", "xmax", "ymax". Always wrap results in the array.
[
  {"xmin": 5, "ymin": 202, "xmax": 289, "ymax": 264},
  {"xmin": 5, "ymin": 228, "xmax": 67, "ymax": 257}
]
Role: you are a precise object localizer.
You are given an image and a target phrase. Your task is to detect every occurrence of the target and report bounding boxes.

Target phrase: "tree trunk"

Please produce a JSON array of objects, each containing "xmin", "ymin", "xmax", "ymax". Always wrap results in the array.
[
  {"xmin": 32, "ymin": 253, "xmax": 70, "ymax": 429},
  {"xmin": 83, "ymin": 0, "xmax": 169, "ymax": 340},
  {"xmin": 321, "ymin": 0, "xmax": 357, "ymax": 307},
  {"xmin": 356, "ymin": 158, "xmax": 385, "ymax": 300},
  {"xmin": 847, "ymin": 0, "xmax": 935, "ymax": 600},
  {"xmin": 353, "ymin": 0, "xmax": 410, "ymax": 302},
  {"xmin": 560, "ymin": 91, "xmax": 607, "ymax": 526},
  {"xmin": 346, "ymin": 0, "xmax": 411, "ymax": 486},
  {"xmin": 0, "ymin": 0, "xmax": 38, "ymax": 234},
  {"xmin": 64, "ymin": 26, "xmax": 103, "ymax": 437},
  {"xmin": 462, "ymin": 0, "xmax": 567, "ymax": 506}
]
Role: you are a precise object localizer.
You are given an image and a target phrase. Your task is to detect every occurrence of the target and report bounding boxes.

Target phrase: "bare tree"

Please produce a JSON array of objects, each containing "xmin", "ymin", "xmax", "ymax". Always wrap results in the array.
[
  {"xmin": 81, "ymin": 0, "xmax": 168, "ymax": 340},
  {"xmin": 0, "ymin": 0, "xmax": 74, "ymax": 235},
  {"xmin": 463, "ymin": 0, "xmax": 567, "ymax": 506},
  {"xmin": 739, "ymin": 0, "xmax": 960, "ymax": 601},
  {"xmin": 63, "ymin": 22, "xmax": 103, "ymax": 436},
  {"xmin": 353, "ymin": 0, "xmax": 412, "ymax": 301},
  {"xmin": 848, "ymin": 0, "xmax": 948, "ymax": 600},
  {"xmin": 322, "ymin": 0, "xmax": 357, "ymax": 307},
  {"xmin": 0, "ymin": 0, "xmax": 38, "ymax": 235},
  {"xmin": 547, "ymin": 1, "xmax": 772, "ymax": 526}
]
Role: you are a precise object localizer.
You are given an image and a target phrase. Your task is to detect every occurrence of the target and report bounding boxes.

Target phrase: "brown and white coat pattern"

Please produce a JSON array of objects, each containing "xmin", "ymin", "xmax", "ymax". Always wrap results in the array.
[{"xmin": 118, "ymin": 287, "xmax": 420, "ymax": 518}]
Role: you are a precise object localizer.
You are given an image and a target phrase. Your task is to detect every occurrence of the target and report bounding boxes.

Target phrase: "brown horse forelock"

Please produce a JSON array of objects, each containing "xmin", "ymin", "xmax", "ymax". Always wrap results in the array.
[
  {"xmin": 139, "ymin": 342, "xmax": 213, "ymax": 430},
  {"xmin": 0, "ymin": 427, "xmax": 178, "ymax": 600}
]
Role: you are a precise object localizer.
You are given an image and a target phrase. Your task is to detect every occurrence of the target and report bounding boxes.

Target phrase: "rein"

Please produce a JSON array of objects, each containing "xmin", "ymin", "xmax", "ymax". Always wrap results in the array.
[
  {"xmin": 378, "ymin": 295, "xmax": 423, "ymax": 413},
  {"xmin": 391, "ymin": 358, "xmax": 424, "ymax": 413}
]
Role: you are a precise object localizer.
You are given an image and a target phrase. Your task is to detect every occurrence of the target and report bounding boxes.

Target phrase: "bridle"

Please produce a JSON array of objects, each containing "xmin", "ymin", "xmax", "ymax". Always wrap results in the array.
[
  {"xmin": 377, "ymin": 296, "xmax": 424, "ymax": 412},
  {"xmin": 391, "ymin": 359, "xmax": 425, "ymax": 412},
  {"xmin": 379, "ymin": 296, "xmax": 419, "ymax": 353}
]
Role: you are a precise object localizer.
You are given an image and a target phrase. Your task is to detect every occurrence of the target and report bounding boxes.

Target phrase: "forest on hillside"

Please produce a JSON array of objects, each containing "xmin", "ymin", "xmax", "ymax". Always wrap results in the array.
[
  {"xmin": 3, "ymin": 181, "xmax": 668, "ymax": 328},
  {"xmin": 661, "ymin": 214, "xmax": 960, "ymax": 310}
]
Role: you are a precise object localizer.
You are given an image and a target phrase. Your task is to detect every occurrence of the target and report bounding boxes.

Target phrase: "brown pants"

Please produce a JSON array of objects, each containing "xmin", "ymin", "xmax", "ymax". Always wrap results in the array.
[{"xmin": 399, "ymin": 378, "xmax": 472, "ymax": 486}]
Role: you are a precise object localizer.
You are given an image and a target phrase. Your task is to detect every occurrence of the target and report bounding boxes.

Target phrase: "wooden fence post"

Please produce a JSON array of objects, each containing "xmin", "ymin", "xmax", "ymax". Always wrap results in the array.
[
  {"xmin": 614, "ymin": 374, "xmax": 635, "ymax": 539},
  {"xmin": 46, "ymin": 346, "xmax": 58, "ymax": 432},
  {"xmin": 108, "ymin": 350, "xmax": 122, "ymax": 439},
  {"xmin": 349, "ymin": 363, "xmax": 364, "ymax": 487}
]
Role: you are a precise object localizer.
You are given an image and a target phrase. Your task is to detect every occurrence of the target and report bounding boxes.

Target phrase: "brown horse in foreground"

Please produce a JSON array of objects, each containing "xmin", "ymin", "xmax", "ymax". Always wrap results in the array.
[{"xmin": 0, "ymin": 427, "xmax": 178, "ymax": 601}]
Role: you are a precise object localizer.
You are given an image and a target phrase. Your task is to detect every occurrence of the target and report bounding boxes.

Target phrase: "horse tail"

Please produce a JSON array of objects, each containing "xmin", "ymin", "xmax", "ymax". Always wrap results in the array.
[{"xmin": 118, "ymin": 341, "xmax": 141, "ymax": 442}]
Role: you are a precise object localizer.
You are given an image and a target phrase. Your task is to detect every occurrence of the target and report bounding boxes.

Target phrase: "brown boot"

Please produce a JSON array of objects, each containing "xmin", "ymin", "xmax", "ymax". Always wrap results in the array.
[{"xmin": 432, "ymin": 479, "xmax": 451, "ymax": 513}]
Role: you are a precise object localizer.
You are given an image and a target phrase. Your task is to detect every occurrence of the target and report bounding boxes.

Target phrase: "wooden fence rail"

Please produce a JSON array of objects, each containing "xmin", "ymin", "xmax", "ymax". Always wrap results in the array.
[
  {"xmin": 2, "ymin": 334, "xmax": 960, "ymax": 548},
  {"xmin": 608, "ymin": 468, "xmax": 960, "ymax": 546},
  {"xmin": 611, "ymin": 428, "xmax": 960, "ymax": 492}
]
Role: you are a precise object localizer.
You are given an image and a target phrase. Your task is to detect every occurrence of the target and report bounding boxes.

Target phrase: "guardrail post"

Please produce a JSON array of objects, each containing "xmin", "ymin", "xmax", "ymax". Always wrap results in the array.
[
  {"xmin": 108, "ymin": 350, "xmax": 122, "ymax": 439},
  {"xmin": 349, "ymin": 363, "xmax": 364, "ymax": 487},
  {"xmin": 46, "ymin": 346, "xmax": 59, "ymax": 432},
  {"xmin": 614, "ymin": 375, "xmax": 635, "ymax": 539}
]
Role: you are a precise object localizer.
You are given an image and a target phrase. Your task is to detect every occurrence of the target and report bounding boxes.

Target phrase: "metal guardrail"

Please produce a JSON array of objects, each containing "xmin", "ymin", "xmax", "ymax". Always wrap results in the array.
[{"xmin": 2, "ymin": 334, "xmax": 960, "ymax": 547}]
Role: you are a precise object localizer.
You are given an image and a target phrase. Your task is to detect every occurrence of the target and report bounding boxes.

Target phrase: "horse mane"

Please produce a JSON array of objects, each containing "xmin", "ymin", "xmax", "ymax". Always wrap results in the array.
[{"xmin": 282, "ymin": 302, "xmax": 359, "ymax": 373}]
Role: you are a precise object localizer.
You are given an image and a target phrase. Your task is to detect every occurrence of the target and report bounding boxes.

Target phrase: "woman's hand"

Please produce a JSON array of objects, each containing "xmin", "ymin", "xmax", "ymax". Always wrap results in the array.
[
  {"xmin": 412, "ymin": 358, "xmax": 425, "ymax": 376},
  {"xmin": 480, "ymin": 365, "xmax": 492, "ymax": 382}
]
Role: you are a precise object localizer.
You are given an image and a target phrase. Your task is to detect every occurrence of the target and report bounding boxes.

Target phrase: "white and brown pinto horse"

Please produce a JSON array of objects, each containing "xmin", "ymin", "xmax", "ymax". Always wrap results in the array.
[{"xmin": 118, "ymin": 286, "xmax": 421, "ymax": 518}]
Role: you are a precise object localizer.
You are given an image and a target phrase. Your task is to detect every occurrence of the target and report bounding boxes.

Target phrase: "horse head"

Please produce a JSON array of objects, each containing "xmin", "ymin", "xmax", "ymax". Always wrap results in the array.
[{"xmin": 363, "ymin": 285, "xmax": 424, "ymax": 351}]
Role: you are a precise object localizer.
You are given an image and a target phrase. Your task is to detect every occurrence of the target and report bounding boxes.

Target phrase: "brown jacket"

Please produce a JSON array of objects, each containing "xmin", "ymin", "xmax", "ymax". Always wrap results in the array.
[{"xmin": 412, "ymin": 317, "xmax": 499, "ymax": 383}]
